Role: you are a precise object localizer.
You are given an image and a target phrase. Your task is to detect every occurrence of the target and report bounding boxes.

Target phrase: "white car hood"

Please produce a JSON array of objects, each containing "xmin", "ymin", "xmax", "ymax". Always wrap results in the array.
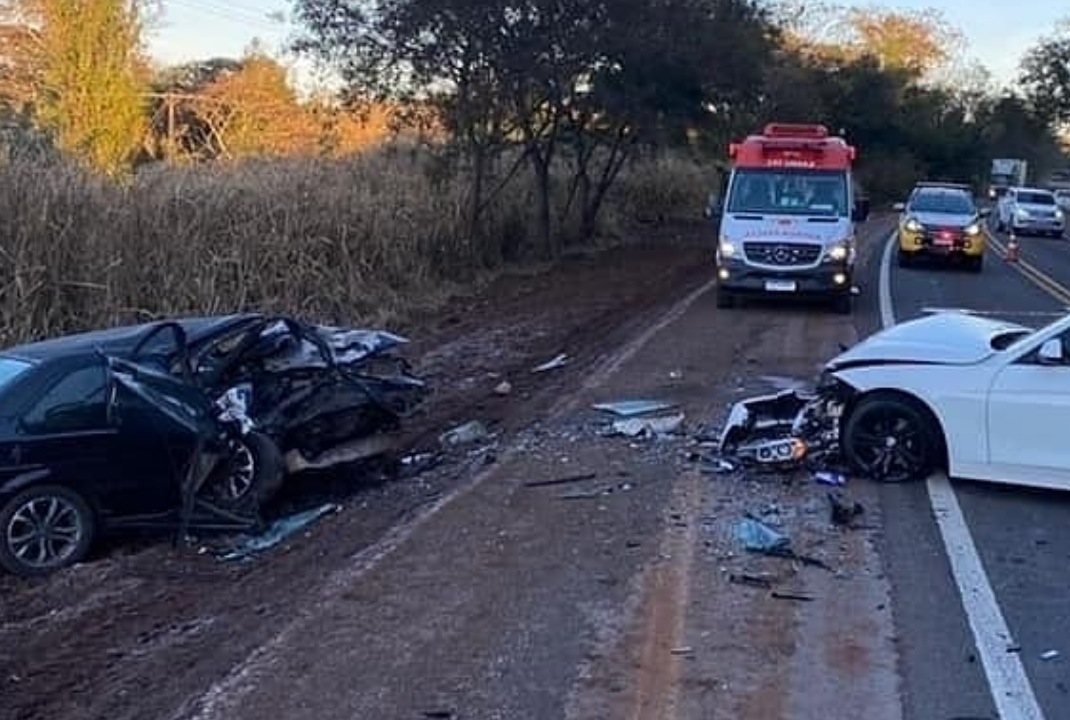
[
  {"xmin": 827, "ymin": 312, "xmax": 1032, "ymax": 368},
  {"xmin": 1016, "ymin": 202, "xmax": 1059, "ymax": 214},
  {"xmin": 720, "ymin": 214, "xmax": 850, "ymax": 245}
]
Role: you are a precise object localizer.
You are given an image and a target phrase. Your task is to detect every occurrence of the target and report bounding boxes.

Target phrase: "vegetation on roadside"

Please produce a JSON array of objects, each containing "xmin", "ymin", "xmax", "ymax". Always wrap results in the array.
[{"xmin": 0, "ymin": 1, "xmax": 1067, "ymax": 342}]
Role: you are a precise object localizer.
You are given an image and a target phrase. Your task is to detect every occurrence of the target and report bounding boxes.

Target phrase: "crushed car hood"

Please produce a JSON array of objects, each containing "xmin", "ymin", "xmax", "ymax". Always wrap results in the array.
[{"xmin": 826, "ymin": 312, "xmax": 1032, "ymax": 368}]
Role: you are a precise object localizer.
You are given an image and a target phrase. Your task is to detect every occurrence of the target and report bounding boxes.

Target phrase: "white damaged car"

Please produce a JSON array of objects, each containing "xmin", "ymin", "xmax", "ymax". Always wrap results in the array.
[{"xmin": 720, "ymin": 309, "xmax": 1070, "ymax": 488}]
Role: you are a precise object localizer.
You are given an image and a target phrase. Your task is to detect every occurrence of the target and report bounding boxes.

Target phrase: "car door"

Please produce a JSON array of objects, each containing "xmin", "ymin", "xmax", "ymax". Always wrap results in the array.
[
  {"xmin": 13, "ymin": 360, "xmax": 122, "ymax": 516},
  {"xmin": 986, "ymin": 331, "xmax": 1070, "ymax": 483}
]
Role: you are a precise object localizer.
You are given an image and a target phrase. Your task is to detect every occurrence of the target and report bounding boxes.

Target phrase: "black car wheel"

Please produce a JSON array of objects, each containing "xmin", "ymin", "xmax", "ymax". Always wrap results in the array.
[
  {"xmin": 208, "ymin": 432, "xmax": 285, "ymax": 509},
  {"xmin": 841, "ymin": 393, "xmax": 941, "ymax": 483},
  {"xmin": 966, "ymin": 255, "xmax": 983, "ymax": 273},
  {"xmin": 0, "ymin": 485, "xmax": 95, "ymax": 577},
  {"xmin": 897, "ymin": 250, "xmax": 912, "ymax": 268},
  {"xmin": 716, "ymin": 288, "xmax": 735, "ymax": 309}
]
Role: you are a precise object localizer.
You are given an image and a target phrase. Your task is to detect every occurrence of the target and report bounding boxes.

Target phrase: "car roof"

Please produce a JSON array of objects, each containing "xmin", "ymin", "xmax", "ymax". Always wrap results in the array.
[{"xmin": 0, "ymin": 313, "xmax": 262, "ymax": 363}]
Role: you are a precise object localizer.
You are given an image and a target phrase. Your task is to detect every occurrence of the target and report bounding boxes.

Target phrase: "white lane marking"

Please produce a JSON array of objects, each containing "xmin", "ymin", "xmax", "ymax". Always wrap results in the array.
[
  {"xmin": 926, "ymin": 473, "xmax": 1045, "ymax": 720},
  {"xmin": 878, "ymin": 230, "xmax": 896, "ymax": 329},
  {"xmin": 878, "ymin": 232, "xmax": 1046, "ymax": 720}
]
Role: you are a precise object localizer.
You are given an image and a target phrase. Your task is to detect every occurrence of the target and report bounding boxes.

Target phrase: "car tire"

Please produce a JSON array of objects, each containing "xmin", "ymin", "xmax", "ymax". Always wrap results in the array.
[
  {"xmin": 0, "ymin": 484, "xmax": 96, "ymax": 577},
  {"xmin": 841, "ymin": 393, "xmax": 942, "ymax": 483},
  {"xmin": 897, "ymin": 250, "xmax": 912, "ymax": 268},
  {"xmin": 209, "ymin": 432, "xmax": 286, "ymax": 510},
  {"xmin": 716, "ymin": 288, "xmax": 735, "ymax": 309},
  {"xmin": 966, "ymin": 255, "xmax": 983, "ymax": 273}
]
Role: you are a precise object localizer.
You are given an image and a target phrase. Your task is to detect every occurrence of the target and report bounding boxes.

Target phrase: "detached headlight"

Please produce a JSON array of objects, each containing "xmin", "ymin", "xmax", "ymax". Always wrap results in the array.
[
  {"xmin": 904, "ymin": 218, "xmax": 922, "ymax": 232},
  {"xmin": 719, "ymin": 239, "xmax": 737, "ymax": 258},
  {"xmin": 964, "ymin": 222, "xmax": 981, "ymax": 236}
]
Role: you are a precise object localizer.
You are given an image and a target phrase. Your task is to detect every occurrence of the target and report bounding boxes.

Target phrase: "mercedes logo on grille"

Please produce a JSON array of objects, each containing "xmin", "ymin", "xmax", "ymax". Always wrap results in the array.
[{"xmin": 773, "ymin": 245, "xmax": 792, "ymax": 264}]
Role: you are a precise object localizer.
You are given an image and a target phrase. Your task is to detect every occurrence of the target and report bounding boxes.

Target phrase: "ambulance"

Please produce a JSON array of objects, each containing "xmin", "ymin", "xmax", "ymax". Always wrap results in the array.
[{"xmin": 709, "ymin": 123, "xmax": 869, "ymax": 314}]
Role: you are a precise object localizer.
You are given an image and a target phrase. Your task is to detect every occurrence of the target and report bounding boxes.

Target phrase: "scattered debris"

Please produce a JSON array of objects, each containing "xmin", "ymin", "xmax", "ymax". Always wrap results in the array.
[
  {"xmin": 670, "ymin": 646, "xmax": 694, "ymax": 655},
  {"xmin": 532, "ymin": 353, "xmax": 569, "ymax": 373},
  {"xmin": 611, "ymin": 414, "xmax": 685, "ymax": 439},
  {"xmin": 593, "ymin": 399, "xmax": 679, "ymax": 417},
  {"xmin": 1007, "ymin": 644, "xmax": 1023, "ymax": 653},
  {"xmin": 771, "ymin": 591, "xmax": 815, "ymax": 602},
  {"xmin": 524, "ymin": 472, "xmax": 598, "ymax": 489},
  {"xmin": 1042, "ymin": 650, "xmax": 1061, "ymax": 661},
  {"xmin": 439, "ymin": 420, "xmax": 489, "ymax": 447},
  {"xmin": 699, "ymin": 456, "xmax": 737, "ymax": 474},
  {"xmin": 735, "ymin": 517, "xmax": 790, "ymax": 553},
  {"xmin": 729, "ymin": 573, "xmax": 773, "ymax": 589},
  {"xmin": 828, "ymin": 492, "xmax": 865, "ymax": 527},
  {"xmin": 494, "ymin": 380, "xmax": 513, "ymax": 395},
  {"xmin": 814, "ymin": 470, "xmax": 846, "ymax": 487},
  {"xmin": 669, "ymin": 369, "xmax": 683, "ymax": 380},
  {"xmin": 422, "ymin": 711, "xmax": 456, "ymax": 719},
  {"xmin": 217, "ymin": 503, "xmax": 340, "ymax": 561},
  {"xmin": 758, "ymin": 375, "xmax": 806, "ymax": 391},
  {"xmin": 560, "ymin": 482, "xmax": 633, "ymax": 500}
]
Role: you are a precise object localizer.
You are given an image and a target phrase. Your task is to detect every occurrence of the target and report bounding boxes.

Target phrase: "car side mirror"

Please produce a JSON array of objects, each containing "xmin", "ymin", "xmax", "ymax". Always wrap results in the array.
[
  {"xmin": 1039, "ymin": 338, "xmax": 1064, "ymax": 365},
  {"xmin": 705, "ymin": 193, "xmax": 722, "ymax": 219},
  {"xmin": 892, "ymin": 202, "xmax": 905, "ymax": 212}
]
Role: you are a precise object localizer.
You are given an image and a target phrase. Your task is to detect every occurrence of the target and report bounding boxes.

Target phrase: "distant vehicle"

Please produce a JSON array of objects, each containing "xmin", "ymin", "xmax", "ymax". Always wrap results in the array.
[
  {"xmin": 988, "ymin": 158, "xmax": 1028, "ymax": 199},
  {"xmin": 708, "ymin": 123, "xmax": 869, "ymax": 314},
  {"xmin": 0, "ymin": 314, "xmax": 426, "ymax": 577},
  {"xmin": 995, "ymin": 186, "xmax": 1066, "ymax": 237},
  {"xmin": 721, "ymin": 309, "xmax": 1070, "ymax": 488},
  {"xmin": 893, "ymin": 183, "xmax": 988, "ymax": 271},
  {"xmin": 1056, "ymin": 189, "xmax": 1070, "ymax": 212}
]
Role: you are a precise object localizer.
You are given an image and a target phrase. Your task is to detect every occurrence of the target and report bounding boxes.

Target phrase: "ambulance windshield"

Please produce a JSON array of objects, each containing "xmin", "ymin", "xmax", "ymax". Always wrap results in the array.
[{"xmin": 726, "ymin": 169, "xmax": 848, "ymax": 217}]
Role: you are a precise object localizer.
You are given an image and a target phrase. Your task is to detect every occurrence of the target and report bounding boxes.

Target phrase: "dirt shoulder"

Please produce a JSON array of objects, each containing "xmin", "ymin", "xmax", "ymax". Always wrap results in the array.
[{"xmin": 1, "ymin": 217, "xmax": 901, "ymax": 720}]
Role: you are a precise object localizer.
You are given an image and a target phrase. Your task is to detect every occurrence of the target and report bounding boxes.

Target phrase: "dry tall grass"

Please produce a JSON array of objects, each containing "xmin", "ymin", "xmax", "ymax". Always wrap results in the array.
[{"xmin": 0, "ymin": 144, "xmax": 714, "ymax": 344}]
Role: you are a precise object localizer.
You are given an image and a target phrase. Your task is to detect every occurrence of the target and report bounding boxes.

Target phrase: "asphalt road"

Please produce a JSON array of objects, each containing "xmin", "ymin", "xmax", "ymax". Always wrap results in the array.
[{"xmin": 858, "ymin": 218, "xmax": 1070, "ymax": 720}]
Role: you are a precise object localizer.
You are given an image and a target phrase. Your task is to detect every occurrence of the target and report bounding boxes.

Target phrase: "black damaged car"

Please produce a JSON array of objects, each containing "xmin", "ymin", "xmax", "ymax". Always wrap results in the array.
[{"xmin": 0, "ymin": 314, "xmax": 426, "ymax": 577}]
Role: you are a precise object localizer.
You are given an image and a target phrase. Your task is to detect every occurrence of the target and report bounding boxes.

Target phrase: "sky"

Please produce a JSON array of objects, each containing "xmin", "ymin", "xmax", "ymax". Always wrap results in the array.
[{"xmin": 146, "ymin": 0, "xmax": 1067, "ymax": 87}]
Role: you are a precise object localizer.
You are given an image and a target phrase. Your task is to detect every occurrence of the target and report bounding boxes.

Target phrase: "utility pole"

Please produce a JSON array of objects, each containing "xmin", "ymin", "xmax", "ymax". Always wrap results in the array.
[{"xmin": 165, "ymin": 93, "xmax": 176, "ymax": 161}]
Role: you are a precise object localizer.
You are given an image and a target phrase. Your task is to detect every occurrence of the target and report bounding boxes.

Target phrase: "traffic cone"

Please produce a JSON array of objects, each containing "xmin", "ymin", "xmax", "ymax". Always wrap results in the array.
[{"xmin": 1005, "ymin": 235, "xmax": 1020, "ymax": 263}]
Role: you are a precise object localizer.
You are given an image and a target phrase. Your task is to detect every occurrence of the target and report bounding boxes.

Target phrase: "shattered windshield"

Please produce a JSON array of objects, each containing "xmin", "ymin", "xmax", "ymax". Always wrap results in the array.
[{"xmin": 726, "ymin": 169, "xmax": 848, "ymax": 217}]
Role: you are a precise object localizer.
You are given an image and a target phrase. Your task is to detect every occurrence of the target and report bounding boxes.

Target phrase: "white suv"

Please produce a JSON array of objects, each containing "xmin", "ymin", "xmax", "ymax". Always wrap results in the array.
[{"xmin": 996, "ymin": 187, "xmax": 1066, "ymax": 238}]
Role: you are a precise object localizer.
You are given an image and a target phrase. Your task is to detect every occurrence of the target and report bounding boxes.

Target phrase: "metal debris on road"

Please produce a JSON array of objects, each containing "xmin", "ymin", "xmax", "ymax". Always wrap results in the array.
[
  {"xmin": 1042, "ymin": 650, "xmax": 1061, "ymax": 661},
  {"xmin": 670, "ymin": 646, "xmax": 694, "ymax": 655},
  {"xmin": 439, "ymin": 420, "xmax": 489, "ymax": 447},
  {"xmin": 593, "ymin": 399, "xmax": 679, "ymax": 417},
  {"xmin": 611, "ymin": 414, "xmax": 685, "ymax": 439},
  {"xmin": 524, "ymin": 472, "xmax": 598, "ymax": 488},
  {"xmin": 699, "ymin": 456, "xmax": 737, "ymax": 474},
  {"xmin": 560, "ymin": 482, "xmax": 633, "ymax": 500},
  {"xmin": 828, "ymin": 492, "xmax": 865, "ymax": 526},
  {"xmin": 729, "ymin": 573, "xmax": 774, "ymax": 589},
  {"xmin": 814, "ymin": 470, "xmax": 846, "ymax": 486},
  {"xmin": 771, "ymin": 591, "xmax": 815, "ymax": 602},
  {"xmin": 532, "ymin": 353, "xmax": 569, "ymax": 373},
  {"xmin": 216, "ymin": 503, "xmax": 340, "ymax": 561},
  {"xmin": 494, "ymin": 380, "xmax": 513, "ymax": 395}
]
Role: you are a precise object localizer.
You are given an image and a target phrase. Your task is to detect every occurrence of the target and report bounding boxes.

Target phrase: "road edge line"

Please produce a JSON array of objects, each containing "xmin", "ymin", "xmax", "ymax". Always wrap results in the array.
[{"xmin": 878, "ymin": 230, "xmax": 1046, "ymax": 720}]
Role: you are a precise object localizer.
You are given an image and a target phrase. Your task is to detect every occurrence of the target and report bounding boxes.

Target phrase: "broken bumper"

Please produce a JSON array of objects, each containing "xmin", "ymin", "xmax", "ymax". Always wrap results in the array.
[{"xmin": 718, "ymin": 378, "xmax": 853, "ymax": 468}]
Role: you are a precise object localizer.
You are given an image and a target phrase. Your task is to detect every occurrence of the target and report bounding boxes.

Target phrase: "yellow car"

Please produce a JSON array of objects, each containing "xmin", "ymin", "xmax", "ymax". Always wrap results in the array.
[{"xmin": 894, "ymin": 183, "xmax": 987, "ymax": 272}]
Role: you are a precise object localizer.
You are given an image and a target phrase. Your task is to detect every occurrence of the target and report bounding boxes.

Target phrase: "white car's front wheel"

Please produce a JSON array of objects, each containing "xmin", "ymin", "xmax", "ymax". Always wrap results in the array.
[{"xmin": 841, "ymin": 393, "xmax": 942, "ymax": 483}]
